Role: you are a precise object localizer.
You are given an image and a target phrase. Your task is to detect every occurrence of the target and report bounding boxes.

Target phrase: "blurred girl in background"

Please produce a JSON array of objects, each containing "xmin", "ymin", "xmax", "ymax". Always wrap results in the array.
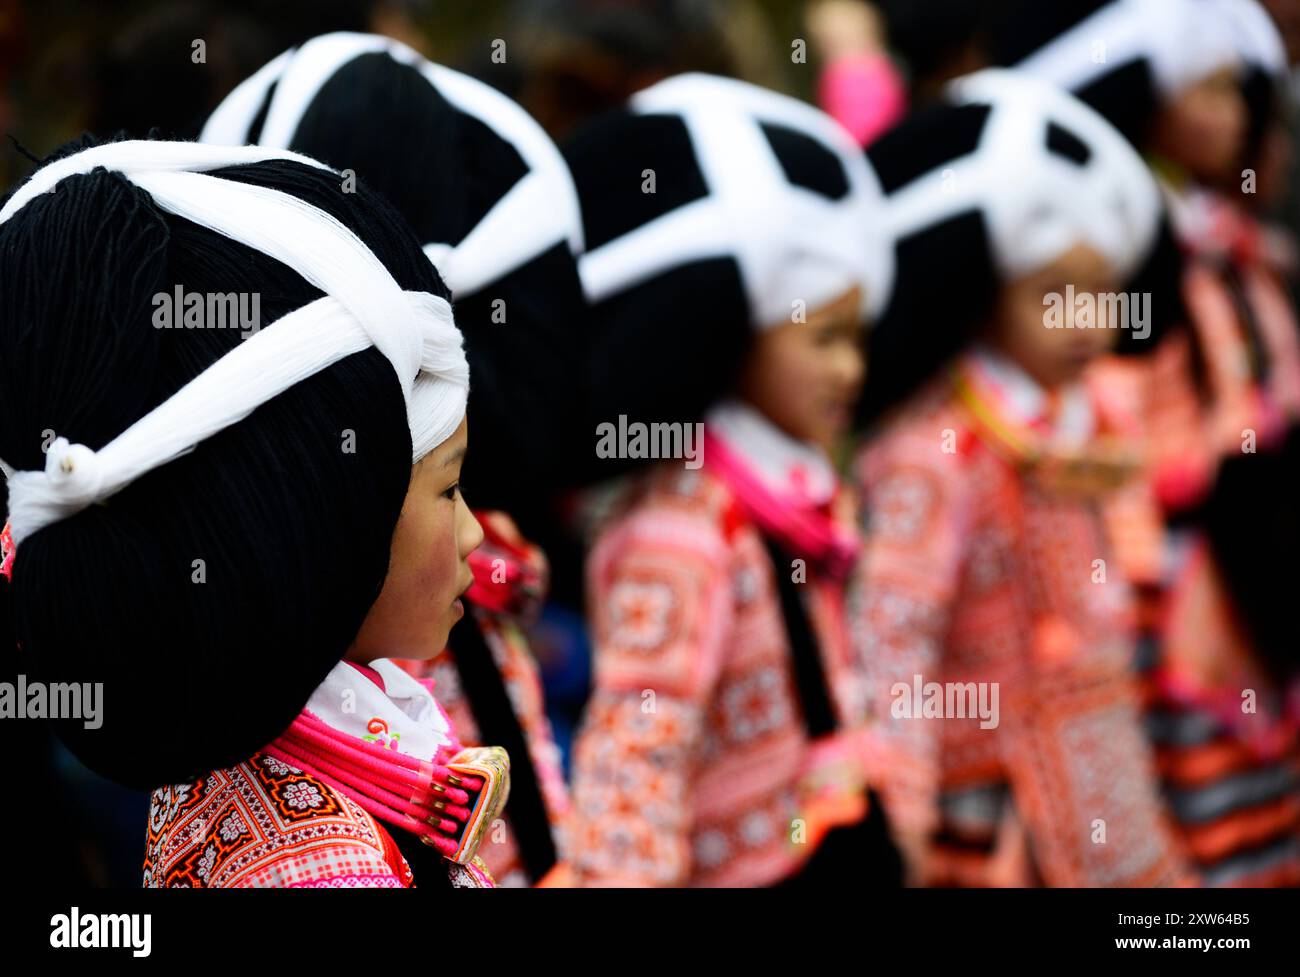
[
  {"xmin": 560, "ymin": 73, "xmax": 897, "ymax": 885},
  {"xmin": 850, "ymin": 70, "xmax": 1193, "ymax": 886}
]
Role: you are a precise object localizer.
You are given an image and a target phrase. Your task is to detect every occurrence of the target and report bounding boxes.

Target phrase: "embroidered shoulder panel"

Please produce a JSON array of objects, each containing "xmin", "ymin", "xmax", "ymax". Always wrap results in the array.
[{"xmin": 143, "ymin": 752, "xmax": 413, "ymax": 888}]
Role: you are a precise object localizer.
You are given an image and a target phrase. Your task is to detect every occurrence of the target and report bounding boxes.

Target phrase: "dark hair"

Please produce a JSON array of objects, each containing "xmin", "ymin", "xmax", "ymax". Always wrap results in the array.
[
  {"xmin": 1239, "ymin": 65, "xmax": 1283, "ymax": 176},
  {"xmin": 0, "ymin": 137, "xmax": 449, "ymax": 789},
  {"xmin": 881, "ymin": 0, "xmax": 1005, "ymax": 96}
]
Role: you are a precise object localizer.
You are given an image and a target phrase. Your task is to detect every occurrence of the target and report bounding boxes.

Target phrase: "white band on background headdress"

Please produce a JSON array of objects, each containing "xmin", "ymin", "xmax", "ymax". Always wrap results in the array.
[
  {"xmin": 1212, "ymin": 0, "xmax": 1287, "ymax": 76},
  {"xmin": 0, "ymin": 140, "xmax": 469, "ymax": 546},
  {"xmin": 1014, "ymin": 0, "xmax": 1245, "ymax": 98},
  {"xmin": 201, "ymin": 31, "xmax": 584, "ymax": 298}
]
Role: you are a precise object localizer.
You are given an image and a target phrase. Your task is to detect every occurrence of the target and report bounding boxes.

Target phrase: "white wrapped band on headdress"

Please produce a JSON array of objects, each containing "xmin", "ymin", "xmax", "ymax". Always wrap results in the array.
[
  {"xmin": 1013, "ymin": 0, "xmax": 1229, "ymax": 96},
  {"xmin": 1212, "ymin": 0, "xmax": 1287, "ymax": 77},
  {"xmin": 0, "ymin": 140, "xmax": 469, "ymax": 546},
  {"xmin": 201, "ymin": 31, "xmax": 583, "ymax": 298},
  {"xmin": 578, "ymin": 72, "xmax": 893, "ymax": 327},
  {"xmin": 887, "ymin": 69, "xmax": 1162, "ymax": 282},
  {"xmin": 1014, "ymin": 0, "xmax": 1265, "ymax": 98}
]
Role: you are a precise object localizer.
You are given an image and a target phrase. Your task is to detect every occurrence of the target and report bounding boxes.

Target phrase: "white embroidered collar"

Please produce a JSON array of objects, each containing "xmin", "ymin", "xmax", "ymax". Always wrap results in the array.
[
  {"xmin": 302, "ymin": 658, "xmax": 454, "ymax": 762},
  {"xmin": 704, "ymin": 398, "xmax": 838, "ymax": 505}
]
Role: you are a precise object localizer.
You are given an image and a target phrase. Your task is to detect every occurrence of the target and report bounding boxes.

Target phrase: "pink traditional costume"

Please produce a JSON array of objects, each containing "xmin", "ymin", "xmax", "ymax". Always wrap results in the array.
[
  {"xmin": 571, "ymin": 402, "xmax": 876, "ymax": 886},
  {"xmin": 559, "ymin": 73, "xmax": 895, "ymax": 885},
  {"xmin": 851, "ymin": 70, "xmax": 1194, "ymax": 886},
  {"xmin": 855, "ymin": 350, "xmax": 1192, "ymax": 886},
  {"xmin": 1100, "ymin": 174, "xmax": 1300, "ymax": 886}
]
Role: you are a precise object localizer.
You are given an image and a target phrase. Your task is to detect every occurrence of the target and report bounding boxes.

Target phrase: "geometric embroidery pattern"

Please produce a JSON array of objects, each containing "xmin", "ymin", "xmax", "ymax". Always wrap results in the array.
[{"xmin": 143, "ymin": 753, "xmax": 413, "ymax": 888}]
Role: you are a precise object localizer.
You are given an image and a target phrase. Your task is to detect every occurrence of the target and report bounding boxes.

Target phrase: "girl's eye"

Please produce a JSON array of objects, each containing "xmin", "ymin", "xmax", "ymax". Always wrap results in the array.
[{"xmin": 441, "ymin": 483, "xmax": 460, "ymax": 502}]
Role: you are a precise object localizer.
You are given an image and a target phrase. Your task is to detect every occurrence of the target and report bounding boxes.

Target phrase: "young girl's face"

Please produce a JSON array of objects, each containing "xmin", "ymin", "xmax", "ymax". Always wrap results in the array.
[
  {"xmin": 1151, "ymin": 67, "xmax": 1247, "ymax": 184},
  {"xmin": 739, "ymin": 286, "xmax": 865, "ymax": 449},
  {"xmin": 988, "ymin": 243, "xmax": 1121, "ymax": 389},
  {"xmin": 348, "ymin": 416, "xmax": 484, "ymax": 663}
]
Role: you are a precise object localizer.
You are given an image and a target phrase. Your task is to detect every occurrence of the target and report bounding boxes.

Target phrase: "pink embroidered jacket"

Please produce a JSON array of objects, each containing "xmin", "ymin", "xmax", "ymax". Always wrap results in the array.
[
  {"xmin": 850, "ymin": 350, "xmax": 1193, "ymax": 887},
  {"xmin": 567, "ymin": 463, "xmax": 868, "ymax": 887},
  {"xmin": 143, "ymin": 660, "xmax": 498, "ymax": 889}
]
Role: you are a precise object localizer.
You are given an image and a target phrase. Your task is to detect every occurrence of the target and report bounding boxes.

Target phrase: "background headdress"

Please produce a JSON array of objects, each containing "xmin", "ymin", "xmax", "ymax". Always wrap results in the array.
[
  {"xmin": 203, "ymin": 32, "xmax": 587, "ymax": 519},
  {"xmin": 990, "ymin": 0, "xmax": 1269, "ymax": 146}
]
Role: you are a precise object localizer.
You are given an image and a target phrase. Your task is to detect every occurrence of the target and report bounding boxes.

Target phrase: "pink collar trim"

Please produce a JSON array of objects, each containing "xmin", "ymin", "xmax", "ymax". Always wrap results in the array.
[
  {"xmin": 702, "ymin": 403, "xmax": 858, "ymax": 579},
  {"xmin": 266, "ymin": 659, "xmax": 477, "ymax": 861}
]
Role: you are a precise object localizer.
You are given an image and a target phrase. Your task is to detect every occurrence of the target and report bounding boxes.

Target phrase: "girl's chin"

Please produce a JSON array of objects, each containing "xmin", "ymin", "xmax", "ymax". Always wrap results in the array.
[
  {"xmin": 407, "ymin": 621, "xmax": 458, "ymax": 662},
  {"xmin": 810, "ymin": 415, "xmax": 850, "ymax": 449}
]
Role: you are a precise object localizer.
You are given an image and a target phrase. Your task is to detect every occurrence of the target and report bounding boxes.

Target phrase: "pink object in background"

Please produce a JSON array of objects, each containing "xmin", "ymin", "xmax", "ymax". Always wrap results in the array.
[{"xmin": 818, "ymin": 52, "xmax": 906, "ymax": 146}]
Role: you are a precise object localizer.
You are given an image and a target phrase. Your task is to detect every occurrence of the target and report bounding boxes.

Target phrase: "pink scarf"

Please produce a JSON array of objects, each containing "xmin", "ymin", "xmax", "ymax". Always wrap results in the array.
[{"xmin": 703, "ymin": 400, "xmax": 859, "ymax": 580}]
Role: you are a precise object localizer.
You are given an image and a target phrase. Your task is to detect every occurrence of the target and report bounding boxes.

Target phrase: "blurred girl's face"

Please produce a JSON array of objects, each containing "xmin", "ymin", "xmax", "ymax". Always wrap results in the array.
[
  {"xmin": 988, "ymin": 243, "xmax": 1121, "ymax": 389},
  {"xmin": 738, "ymin": 286, "xmax": 865, "ymax": 450},
  {"xmin": 1151, "ymin": 67, "xmax": 1248, "ymax": 183},
  {"xmin": 348, "ymin": 416, "xmax": 484, "ymax": 664}
]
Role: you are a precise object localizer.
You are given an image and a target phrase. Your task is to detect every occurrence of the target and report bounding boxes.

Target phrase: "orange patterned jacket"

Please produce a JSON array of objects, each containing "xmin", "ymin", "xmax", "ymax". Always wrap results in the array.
[
  {"xmin": 142, "ymin": 752, "xmax": 483, "ymax": 888},
  {"xmin": 850, "ymin": 350, "xmax": 1194, "ymax": 887}
]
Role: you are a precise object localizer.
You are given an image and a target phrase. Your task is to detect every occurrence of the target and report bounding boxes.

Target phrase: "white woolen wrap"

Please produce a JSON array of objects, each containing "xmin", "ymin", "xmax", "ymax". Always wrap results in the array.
[
  {"xmin": 1211, "ymin": 0, "xmax": 1287, "ymax": 76},
  {"xmin": 0, "ymin": 140, "xmax": 469, "ymax": 546}
]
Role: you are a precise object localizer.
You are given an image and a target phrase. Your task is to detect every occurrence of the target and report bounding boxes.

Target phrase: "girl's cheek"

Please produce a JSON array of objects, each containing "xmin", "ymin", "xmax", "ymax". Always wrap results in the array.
[
  {"xmin": 431, "ymin": 510, "xmax": 462, "ymax": 592},
  {"xmin": 400, "ymin": 498, "xmax": 456, "ymax": 596}
]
